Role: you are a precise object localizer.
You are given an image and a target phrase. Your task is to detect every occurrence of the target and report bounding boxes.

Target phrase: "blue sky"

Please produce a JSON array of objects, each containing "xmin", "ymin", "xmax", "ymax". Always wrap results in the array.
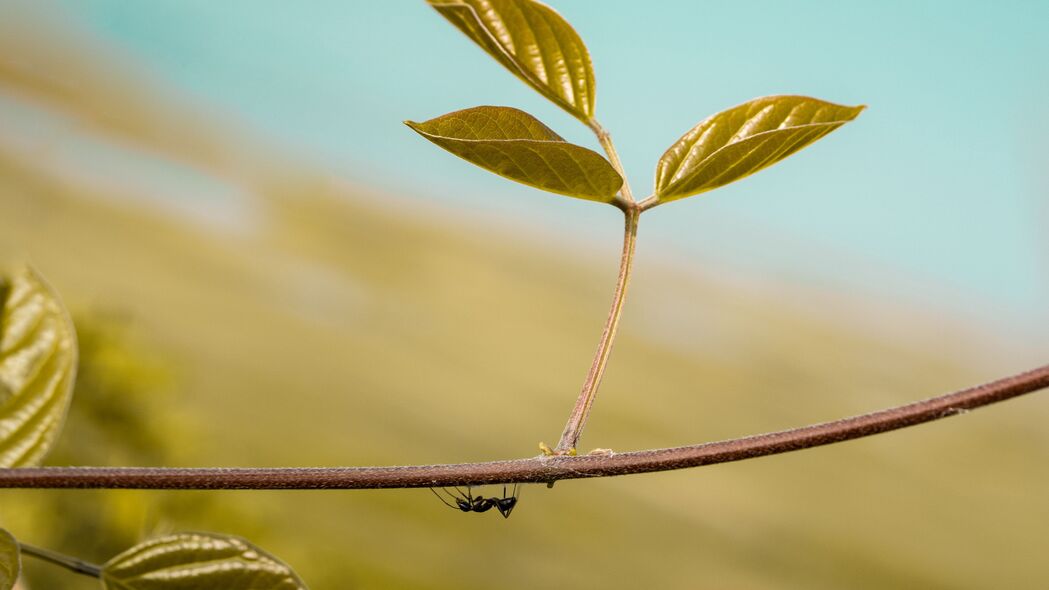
[{"xmin": 33, "ymin": 0, "xmax": 1049, "ymax": 332}]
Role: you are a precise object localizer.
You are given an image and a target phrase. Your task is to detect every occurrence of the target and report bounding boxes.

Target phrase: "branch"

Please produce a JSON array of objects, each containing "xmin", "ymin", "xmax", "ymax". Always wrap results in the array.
[{"xmin": 0, "ymin": 364, "xmax": 1045, "ymax": 490}]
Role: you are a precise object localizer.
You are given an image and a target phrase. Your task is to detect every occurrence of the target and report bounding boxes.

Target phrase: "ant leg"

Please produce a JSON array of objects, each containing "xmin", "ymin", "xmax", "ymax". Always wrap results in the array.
[
  {"xmin": 455, "ymin": 486, "xmax": 488, "ymax": 512},
  {"xmin": 453, "ymin": 486, "xmax": 472, "ymax": 504},
  {"xmin": 429, "ymin": 487, "xmax": 459, "ymax": 511}
]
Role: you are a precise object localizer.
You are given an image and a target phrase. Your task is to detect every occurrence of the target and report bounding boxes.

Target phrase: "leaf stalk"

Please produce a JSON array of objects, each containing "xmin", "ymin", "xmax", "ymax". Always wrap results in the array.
[
  {"xmin": 637, "ymin": 194, "xmax": 659, "ymax": 212},
  {"xmin": 587, "ymin": 118, "xmax": 634, "ymax": 205}
]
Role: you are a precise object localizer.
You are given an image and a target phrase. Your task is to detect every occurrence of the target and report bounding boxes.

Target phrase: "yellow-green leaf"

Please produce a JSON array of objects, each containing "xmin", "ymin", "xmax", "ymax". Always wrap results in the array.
[
  {"xmin": 407, "ymin": 106, "xmax": 622, "ymax": 202},
  {"xmin": 0, "ymin": 267, "xmax": 77, "ymax": 468},
  {"xmin": 654, "ymin": 95, "xmax": 865, "ymax": 203},
  {"xmin": 0, "ymin": 529, "xmax": 18, "ymax": 590},
  {"xmin": 428, "ymin": 0, "xmax": 596, "ymax": 122},
  {"xmin": 102, "ymin": 532, "xmax": 308, "ymax": 590}
]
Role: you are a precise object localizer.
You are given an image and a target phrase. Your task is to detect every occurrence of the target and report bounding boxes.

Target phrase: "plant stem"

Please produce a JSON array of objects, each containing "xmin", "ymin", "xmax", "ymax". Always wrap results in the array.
[
  {"xmin": 0, "ymin": 364, "xmax": 1045, "ymax": 489},
  {"xmin": 637, "ymin": 194, "xmax": 659, "ymax": 212},
  {"xmin": 544, "ymin": 117, "xmax": 641, "ymax": 455},
  {"xmin": 555, "ymin": 207, "xmax": 639, "ymax": 453},
  {"xmin": 587, "ymin": 118, "xmax": 634, "ymax": 205},
  {"xmin": 19, "ymin": 542, "xmax": 102, "ymax": 578}
]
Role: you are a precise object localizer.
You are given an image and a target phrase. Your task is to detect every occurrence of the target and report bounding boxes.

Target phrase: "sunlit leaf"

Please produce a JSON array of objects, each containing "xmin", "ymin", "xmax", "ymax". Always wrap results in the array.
[
  {"xmin": 101, "ymin": 532, "xmax": 308, "ymax": 590},
  {"xmin": 407, "ymin": 106, "xmax": 622, "ymax": 202},
  {"xmin": 654, "ymin": 95, "xmax": 865, "ymax": 203},
  {"xmin": 0, "ymin": 267, "xmax": 77, "ymax": 468},
  {"xmin": 0, "ymin": 529, "xmax": 18, "ymax": 590},
  {"xmin": 428, "ymin": 0, "xmax": 596, "ymax": 122}
]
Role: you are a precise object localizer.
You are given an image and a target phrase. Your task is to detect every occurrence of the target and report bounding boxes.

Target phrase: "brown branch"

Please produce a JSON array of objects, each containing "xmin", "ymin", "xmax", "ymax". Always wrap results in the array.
[{"xmin": 0, "ymin": 364, "xmax": 1046, "ymax": 490}]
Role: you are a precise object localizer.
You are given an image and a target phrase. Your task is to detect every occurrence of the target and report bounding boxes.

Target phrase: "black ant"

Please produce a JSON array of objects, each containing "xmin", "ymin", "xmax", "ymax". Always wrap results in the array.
[{"xmin": 429, "ymin": 484, "xmax": 520, "ymax": 518}]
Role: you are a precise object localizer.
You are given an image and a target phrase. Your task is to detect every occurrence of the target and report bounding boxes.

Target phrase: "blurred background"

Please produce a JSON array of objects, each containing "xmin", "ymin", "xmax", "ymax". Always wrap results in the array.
[{"xmin": 1, "ymin": 0, "xmax": 1047, "ymax": 588}]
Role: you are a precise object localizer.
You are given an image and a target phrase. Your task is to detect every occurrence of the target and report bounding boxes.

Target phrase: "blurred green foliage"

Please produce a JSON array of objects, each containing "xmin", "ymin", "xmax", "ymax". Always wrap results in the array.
[
  {"xmin": 1, "ymin": 313, "xmax": 260, "ymax": 590},
  {"xmin": 1, "ymin": 12, "xmax": 1047, "ymax": 589},
  {"xmin": 3, "ymin": 171, "xmax": 1048, "ymax": 589},
  {"xmin": 53, "ymin": 312, "xmax": 174, "ymax": 468}
]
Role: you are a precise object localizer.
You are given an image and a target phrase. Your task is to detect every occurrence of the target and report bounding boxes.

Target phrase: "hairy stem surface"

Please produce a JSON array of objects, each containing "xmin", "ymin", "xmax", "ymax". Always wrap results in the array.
[
  {"xmin": 548, "ymin": 117, "xmax": 641, "ymax": 454},
  {"xmin": 0, "ymin": 364, "xmax": 1045, "ymax": 489},
  {"xmin": 555, "ymin": 207, "xmax": 639, "ymax": 453},
  {"xmin": 19, "ymin": 543, "xmax": 102, "ymax": 578}
]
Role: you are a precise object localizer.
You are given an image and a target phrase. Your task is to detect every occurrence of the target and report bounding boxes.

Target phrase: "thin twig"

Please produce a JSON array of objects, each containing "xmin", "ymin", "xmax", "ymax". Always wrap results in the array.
[
  {"xmin": 0, "ymin": 364, "xmax": 1045, "ymax": 490},
  {"xmin": 18, "ymin": 542, "xmax": 103, "ymax": 578}
]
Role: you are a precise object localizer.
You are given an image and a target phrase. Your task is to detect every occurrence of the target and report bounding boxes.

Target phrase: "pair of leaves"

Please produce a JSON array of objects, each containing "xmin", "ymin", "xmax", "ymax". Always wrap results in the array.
[
  {"xmin": 418, "ymin": 0, "xmax": 864, "ymax": 208},
  {"xmin": 0, "ymin": 267, "xmax": 77, "ymax": 468},
  {"xmin": 410, "ymin": 96, "xmax": 863, "ymax": 207}
]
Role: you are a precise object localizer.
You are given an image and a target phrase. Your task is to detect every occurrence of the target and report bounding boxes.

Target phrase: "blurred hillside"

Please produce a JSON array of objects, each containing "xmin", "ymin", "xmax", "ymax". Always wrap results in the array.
[{"xmin": 1, "ymin": 8, "xmax": 1048, "ymax": 590}]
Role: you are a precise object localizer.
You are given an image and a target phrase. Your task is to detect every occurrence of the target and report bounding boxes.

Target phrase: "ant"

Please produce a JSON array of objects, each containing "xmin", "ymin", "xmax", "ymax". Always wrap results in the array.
[{"xmin": 429, "ymin": 484, "xmax": 520, "ymax": 518}]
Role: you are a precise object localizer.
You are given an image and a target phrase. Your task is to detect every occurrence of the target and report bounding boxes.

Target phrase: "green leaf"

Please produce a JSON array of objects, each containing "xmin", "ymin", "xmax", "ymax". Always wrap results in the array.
[
  {"xmin": 406, "ymin": 106, "xmax": 622, "ymax": 202},
  {"xmin": 654, "ymin": 95, "xmax": 865, "ymax": 203},
  {"xmin": 0, "ymin": 529, "xmax": 19, "ymax": 590},
  {"xmin": 0, "ymin": 267, "xmax": 77, "ymax": 468},
  {"xmin": 428, "ymin": 0, "xmax": 596, "ymax": 122},
  {"xmin": 102, "ymin": 532, "xmax": 308, "ymax": 590}
]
